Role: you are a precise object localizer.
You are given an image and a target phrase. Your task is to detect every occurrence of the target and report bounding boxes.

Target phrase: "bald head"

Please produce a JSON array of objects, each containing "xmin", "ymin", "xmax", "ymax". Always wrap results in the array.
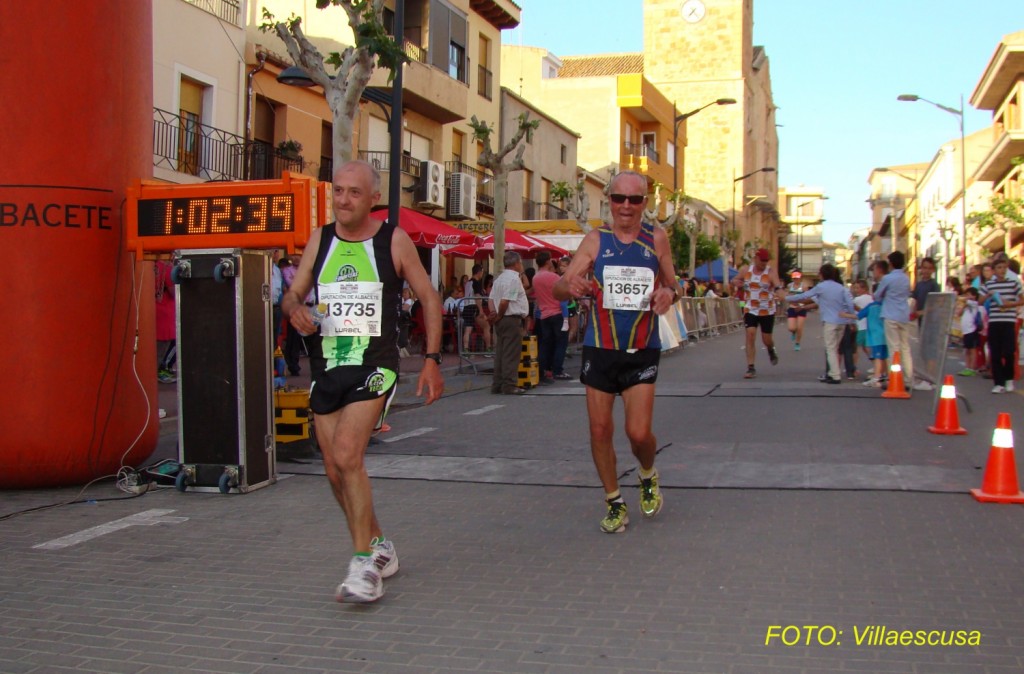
[{"xmin": 333, "ymin": 160, "xmax": 382, "ymax": 193}]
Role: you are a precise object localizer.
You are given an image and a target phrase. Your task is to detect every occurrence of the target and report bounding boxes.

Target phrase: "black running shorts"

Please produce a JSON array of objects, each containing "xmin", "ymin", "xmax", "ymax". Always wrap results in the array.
[
  {"xmin": 309, "ymin": 365, "xmax": 397, "ymax": 429},
  {"xmin": 580, "ymin": 345, "xmax": 660, "ymax": 395},
  {"xmin": 744, "ymin": 313, "xmax": 775, "ymax": 333}
]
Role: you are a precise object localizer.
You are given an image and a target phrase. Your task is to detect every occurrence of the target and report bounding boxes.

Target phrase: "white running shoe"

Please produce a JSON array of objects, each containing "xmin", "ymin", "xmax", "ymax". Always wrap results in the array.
[
  {"xmin": 992, "ymin": 385, "xmax": 1006, "ymax": 394},
  {"xmin": 1007, "ymin": 381, "xmax": 1015, "ymax": 392},
  {"xmin": 912, "ymin": 381, "xmax": 935, "ymax": 391},
  {"xmin": 371, "ymin": 537, "xmax": 399, "ymax": 579},
  {"xmin": 336, "ymin": 555, "xmax": 384, "ymax": 603}
]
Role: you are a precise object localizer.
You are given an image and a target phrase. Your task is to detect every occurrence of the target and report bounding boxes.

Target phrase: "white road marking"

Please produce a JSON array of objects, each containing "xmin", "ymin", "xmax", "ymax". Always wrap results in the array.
[
  {"xmin": 33, "ymin": 509, "xmax": 189, "ymax": 551},
  {"xmin": 382, "ymin": 427, "xmax": 438, "ymax": 443},
  {"xmin": 464, "ymin": 405, "xmax": 504, "ymax": 416}
]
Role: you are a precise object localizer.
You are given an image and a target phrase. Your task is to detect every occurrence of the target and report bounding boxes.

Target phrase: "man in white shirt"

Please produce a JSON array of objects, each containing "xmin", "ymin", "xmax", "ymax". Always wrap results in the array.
[{"xmin": 488, "ymin": 251, "xmax": 529, "ymax": 394}]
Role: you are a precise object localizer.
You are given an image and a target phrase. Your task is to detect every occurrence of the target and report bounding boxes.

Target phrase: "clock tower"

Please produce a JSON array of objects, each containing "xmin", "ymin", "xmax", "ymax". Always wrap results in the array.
[{"xmin": 643, "ymin": 0, "xmax": 778, "ymax": 261}]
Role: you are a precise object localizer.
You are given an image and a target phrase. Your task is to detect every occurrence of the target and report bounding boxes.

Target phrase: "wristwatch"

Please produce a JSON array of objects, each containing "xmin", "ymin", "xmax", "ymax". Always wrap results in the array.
[{"xmin": 423, "ymin": 353, "xmax": 442, "ymax": 365}]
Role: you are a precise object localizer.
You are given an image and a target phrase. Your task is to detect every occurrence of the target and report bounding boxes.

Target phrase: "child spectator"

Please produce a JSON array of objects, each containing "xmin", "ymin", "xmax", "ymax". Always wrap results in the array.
[{"xmin": 957, "ymin": 287, "xmax": 982, "ymax": 376}]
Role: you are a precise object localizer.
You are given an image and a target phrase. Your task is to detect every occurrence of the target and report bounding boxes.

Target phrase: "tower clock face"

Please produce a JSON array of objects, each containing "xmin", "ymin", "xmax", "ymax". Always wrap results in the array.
[{"xmin": 681, "ymin": 0, "xmax": 706, "ymax": 23}]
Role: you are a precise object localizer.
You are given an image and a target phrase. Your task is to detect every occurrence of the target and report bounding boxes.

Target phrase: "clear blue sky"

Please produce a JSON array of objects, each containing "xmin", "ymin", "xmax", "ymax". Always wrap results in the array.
[{"xmin": 503, "ymin": 0, "xmax": 1019, "ymax": 246}]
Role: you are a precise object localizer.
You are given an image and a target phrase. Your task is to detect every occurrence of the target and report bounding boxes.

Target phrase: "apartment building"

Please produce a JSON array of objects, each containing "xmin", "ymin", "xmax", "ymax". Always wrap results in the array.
[
  {"xmin": 248, "ymin": 0, "xmax": 519, "ymax": 221},
  {"xmin": 499, "ymin": 88, "xmax": 578, "ymax": 222},
  {"xmin": 865, "ymin": 163, "xmax": 928, "ymax": 262},
  {"xmin": 779, "ymin": 187, "xmax": 826, "ymax": 280},
  {"xmin": 151, "ymin": 0, "xmax": 250, "ymax": 184},
  {"xmin": 912, "ymin": 130, "xmax": 993, "ymax": 282},
  {"xmin": 970, "ymin": 29, "xmax": 1024, "ymax": 259}
]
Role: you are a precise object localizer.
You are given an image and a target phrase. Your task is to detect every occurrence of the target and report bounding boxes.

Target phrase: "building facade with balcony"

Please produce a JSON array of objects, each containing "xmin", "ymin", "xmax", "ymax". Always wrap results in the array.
[
  {"xmin": 499, "ymin": 88, "xmax": 579, "ymax": 223},
  {"xmin": 907, "ymin": 130, "xmax": 993, "ymax": 283},
  {"xmin": 865, "ymin": 163, "xmax": 928, "ymax": 262},
  {"xmin": 500, "ymin": 46, "xmax": 678, "ymax": 200},
  {"xmin": 779, "ymin": 187, "xmax": 826, "ymax": 281},
  {"xmin": 248, "ymin": 0, "xmax": 518, "ymax": 202},
  {"xmin": 151, "ymin": 0, "xmax": 251, "ymax": 183},
  {"xmin": 970, "ymin": 30, "xmax": 1024, "ymax": 259}
]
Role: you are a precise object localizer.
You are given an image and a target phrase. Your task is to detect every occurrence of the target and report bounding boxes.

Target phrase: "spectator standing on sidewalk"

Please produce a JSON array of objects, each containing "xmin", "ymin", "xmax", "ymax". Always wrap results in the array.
[
  {"xmin": 488, "ymin": 251, "xmax": 529, "ymax": 394},
  {"xmin": 155, "ymin": 259, "xmax": 177, "ymax": 384},
  {"xmin": 532, "ymin": 251, "xmax": 562, "ymax": 385},
  {"xmin": 874, "ymin": 251, "xmax": 920, "ymax": 391},
  {"xmin": 731, "ymin": 248, "xmax": 783, "ymax": 379},
  {"xmin": 911, "ymin": 257, "xmax": 940, "ymax": 328},
  {"xmin": 553, "ymin": 170, "xmax": 680, "ymax": 534},
  {"xmin": 784, "ymin": 264, "xmax": 855, "ymax": 384},
  {"xmin": 982, "ymin": 257, "xmax": 1023, "ymax": 393},
  {"xmin": 957, "ymin": 287, "xmax": 983, "ymax": 377}
]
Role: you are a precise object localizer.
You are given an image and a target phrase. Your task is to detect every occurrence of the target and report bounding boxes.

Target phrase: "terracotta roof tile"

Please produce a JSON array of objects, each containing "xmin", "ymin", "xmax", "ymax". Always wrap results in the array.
[{"xmin": 557, "ymin": 53, "xmax": 643, "ymax": 78}]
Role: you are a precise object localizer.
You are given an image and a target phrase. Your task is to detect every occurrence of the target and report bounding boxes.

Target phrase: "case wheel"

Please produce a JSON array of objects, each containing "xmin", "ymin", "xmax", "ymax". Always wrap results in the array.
[
  {"xmin": 171, "ymin": 265, "xmax": 183, "ymax": 285},
  {"xmin": 218, "ymin": 472, "xmax": 233, "ymax": 494},
  {"xmin": 175, "ymin": 470, "xmax": 190, "ymax": 492},
  {"xmin": 213, "ymin": 263, "xmax": 227, "ymax": 283}
]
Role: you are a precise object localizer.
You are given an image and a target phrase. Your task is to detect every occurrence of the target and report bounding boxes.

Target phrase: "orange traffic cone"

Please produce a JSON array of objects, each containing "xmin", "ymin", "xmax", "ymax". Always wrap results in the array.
[
  {"xmin": 928, "ymin": 375, "xmax": 966, "ymax": 434},
  {"xmin": 971, "ymin": 413, "xmax": 1024, "ymax": 503},
  {"xmin": 882, "ymin": 352, "xmax": 911, "ymax": 399}
]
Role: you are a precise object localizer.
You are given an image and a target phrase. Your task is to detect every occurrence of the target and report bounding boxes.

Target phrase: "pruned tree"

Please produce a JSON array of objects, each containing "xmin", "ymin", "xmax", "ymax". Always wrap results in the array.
[
  {"xmin": 969, "ymin": 190, "xmax": 1024, "ymax": 255},
  {"xmin": 469, "ymin": 112, "xmax": 540, "ymax": 273},
  {"xmin": 643, "ymin": 181, "xmax": 687, "ymax": 230},
  {"xmin": 259, "ymin": 0, "xmax": 408, "ymax": 171},
  {"xmin": 551, "ymin": 170, "xmax": 593, "ymax": 234}
]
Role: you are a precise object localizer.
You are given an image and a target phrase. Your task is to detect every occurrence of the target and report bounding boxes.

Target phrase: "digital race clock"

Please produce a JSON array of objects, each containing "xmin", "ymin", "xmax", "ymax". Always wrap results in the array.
[{"xmin": 126, "ymin": 172, "xmax": 319, "ymax": 257}]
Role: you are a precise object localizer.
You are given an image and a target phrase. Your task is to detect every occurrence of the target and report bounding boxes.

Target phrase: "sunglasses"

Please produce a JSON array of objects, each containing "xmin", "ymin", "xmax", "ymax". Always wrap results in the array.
[{"xmin": 609, "ymin": 193, "xmax": 646, "ymax": 205}]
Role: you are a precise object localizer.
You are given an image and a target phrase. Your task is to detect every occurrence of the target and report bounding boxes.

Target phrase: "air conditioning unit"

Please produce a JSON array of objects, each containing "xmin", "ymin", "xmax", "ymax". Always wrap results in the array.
[
  {"xmin": 415, "ymin": 160, "xmax": 445, "ymax": 208},
  {"xmin": 448, "ymin": 172, "xmax": 477, "ymax": 219}
]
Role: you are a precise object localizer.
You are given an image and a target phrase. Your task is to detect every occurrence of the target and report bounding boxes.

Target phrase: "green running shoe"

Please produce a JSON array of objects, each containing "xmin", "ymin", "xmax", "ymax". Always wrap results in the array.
[
  {"xmin": 600, "ymin": 499, "xmax": 629, "ymax": 533},
  {"xmin": 639, "ymin": 471, "xmax": 663, "ymax": 517}
]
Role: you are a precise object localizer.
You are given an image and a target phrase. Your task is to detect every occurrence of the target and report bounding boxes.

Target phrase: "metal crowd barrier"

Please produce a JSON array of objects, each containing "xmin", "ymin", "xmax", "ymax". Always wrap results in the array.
[
  {"xmin": 675, "ymin": 297, "xmax": 746, "ymax": 343},
  {"xmin": 451, "ymin": 295, "xmax": 494, "ymax": 374}
]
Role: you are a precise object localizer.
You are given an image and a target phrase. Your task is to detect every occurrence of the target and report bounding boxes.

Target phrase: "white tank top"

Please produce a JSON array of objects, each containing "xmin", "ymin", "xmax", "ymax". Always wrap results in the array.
[{"xmin": 743, "ymin": 265, "xmax": 776, "ymax": 316}]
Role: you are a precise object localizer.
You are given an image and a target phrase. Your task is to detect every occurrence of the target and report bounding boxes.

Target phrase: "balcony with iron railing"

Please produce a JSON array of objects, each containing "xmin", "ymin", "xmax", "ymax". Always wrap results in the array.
[
  {"xmin": 356, "ymin": 150, "xmax": 423, "ymax": 178},
  {"xmin": 477, "ymin": 64, "xmax": 493, "ymax": 101},
  {"xmin": 544, "ymin": 202, "xmax": 569, "ymax": 220},
  {"xmin": 445, "ymin": 161, "xmax": 494, "ymax": 214},
  {"xmin": 624, "ymin": 141, "xmax": 659, "ymax": 164},
  {"xmin": 522, "ymin": 198, "xmax": 540, "ymax": 220},
  {"xmin": 404, "ymin": 39, "xmax": 427, "ymax": 64},
  {"xmin": 521, "ymin": 199, "xmax": 569, "ymax": 220},
  {"xmin": 180, "ymin": 0, "xmax": 240, "ymax": 24},
  {"xmin": 152, "ymin": 107, "xmax": 303, "ymax": 181}
]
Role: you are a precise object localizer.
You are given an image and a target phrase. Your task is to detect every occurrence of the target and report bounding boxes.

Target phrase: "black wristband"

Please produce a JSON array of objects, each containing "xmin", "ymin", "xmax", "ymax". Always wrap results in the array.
[{"xmin": 423, "ymin": 353, "xmax": 442, "ymax": 365}]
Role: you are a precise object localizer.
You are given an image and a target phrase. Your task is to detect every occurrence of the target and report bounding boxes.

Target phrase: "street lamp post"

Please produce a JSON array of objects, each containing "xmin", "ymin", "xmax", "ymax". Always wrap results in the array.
[
  {"xmin": 897, "ymin": 93, "xmax": 967, "ymax": 281},
  {"xmin": 672, "ymin": 98, "xmax": 736, "ymax": 194},
  {"xmin": 732, "ymin": 166, "xmax": 776, "ymax": 262}
]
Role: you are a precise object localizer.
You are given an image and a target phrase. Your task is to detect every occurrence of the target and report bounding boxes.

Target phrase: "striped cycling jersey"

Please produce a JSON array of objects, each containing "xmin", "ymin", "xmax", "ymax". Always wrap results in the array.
[
  {"xmin": 584, "ymin": 222, "xmax": 661, "ymax": 351},
  {"xmin": 312, "ymin": 222, "xmax": 402, "ymax": 371}
]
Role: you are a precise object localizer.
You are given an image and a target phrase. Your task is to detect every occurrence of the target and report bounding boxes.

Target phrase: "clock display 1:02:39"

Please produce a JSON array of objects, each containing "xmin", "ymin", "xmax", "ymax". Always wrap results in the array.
[{"xmin": 136, "ymin": 194, "xmax": 295, "ymax": 236}]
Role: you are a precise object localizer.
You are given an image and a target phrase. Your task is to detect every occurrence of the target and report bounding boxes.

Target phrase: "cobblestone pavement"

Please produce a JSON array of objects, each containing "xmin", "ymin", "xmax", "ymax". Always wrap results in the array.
[{"xmin": 2, "ymin": 321, "xmax": 1023, "ymax": 673}]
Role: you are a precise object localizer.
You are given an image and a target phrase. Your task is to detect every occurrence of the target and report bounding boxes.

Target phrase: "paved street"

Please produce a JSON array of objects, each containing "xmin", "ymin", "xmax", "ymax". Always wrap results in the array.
[{"xmin": 2, "ymin": 321, "xmax": 1024, "ymax": 673}]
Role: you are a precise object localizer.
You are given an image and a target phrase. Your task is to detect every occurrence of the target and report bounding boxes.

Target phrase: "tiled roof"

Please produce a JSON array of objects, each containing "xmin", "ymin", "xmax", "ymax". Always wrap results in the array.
[{"xmin": 557, "ymin": 53, "xmax": 644, "ymax": 78}]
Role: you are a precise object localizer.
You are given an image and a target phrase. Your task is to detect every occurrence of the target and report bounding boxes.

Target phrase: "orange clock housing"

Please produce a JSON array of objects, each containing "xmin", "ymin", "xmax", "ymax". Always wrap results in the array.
[{"xmin": 127, "ymin": 172, "xmax": 316, "ymax": 257}]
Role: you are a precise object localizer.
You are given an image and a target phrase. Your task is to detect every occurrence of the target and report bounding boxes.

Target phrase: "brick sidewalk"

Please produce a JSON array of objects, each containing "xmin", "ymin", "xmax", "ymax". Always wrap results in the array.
[{"xmin": 2, "ymin": 478, "xmax": 1022, "ymax": 673}]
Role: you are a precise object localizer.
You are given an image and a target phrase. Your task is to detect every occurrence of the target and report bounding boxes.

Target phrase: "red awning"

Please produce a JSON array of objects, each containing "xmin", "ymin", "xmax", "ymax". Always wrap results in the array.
[
  {"xmin": 369, "ymin": 207, "xmax": 478, "ymax": 248},
  {"xmin": 442, "ymin": 230, "xmax": 569, "ymax": 260}
]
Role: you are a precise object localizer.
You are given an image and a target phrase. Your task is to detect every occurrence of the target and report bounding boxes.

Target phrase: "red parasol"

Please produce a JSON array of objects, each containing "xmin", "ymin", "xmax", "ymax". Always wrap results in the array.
[
  {"xmin": 442, "ymin": 230, "xmax": 569, "ymax": 260},
  {"xmin": 369, "ymin": 206, "xmax": 478, "ymax": 248}
]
